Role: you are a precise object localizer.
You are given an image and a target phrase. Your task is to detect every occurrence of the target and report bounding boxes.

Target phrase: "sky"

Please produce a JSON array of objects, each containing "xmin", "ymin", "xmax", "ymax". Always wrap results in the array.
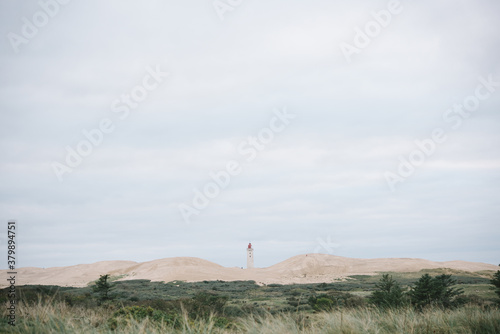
[{"xmin": 0, "ymin": 0, "xmax": 499, "ymax": 270}]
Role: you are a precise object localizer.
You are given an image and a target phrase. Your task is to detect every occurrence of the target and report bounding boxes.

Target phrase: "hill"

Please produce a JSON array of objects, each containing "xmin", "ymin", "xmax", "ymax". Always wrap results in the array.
[{"xmin": 1, "ymin": 254, "xmax": 497, "ymax": 287}]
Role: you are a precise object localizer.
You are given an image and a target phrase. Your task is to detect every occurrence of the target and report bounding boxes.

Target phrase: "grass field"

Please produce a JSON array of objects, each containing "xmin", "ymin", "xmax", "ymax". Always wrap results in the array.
[
  {"xmin": 2, "ymin": 301, "xmax": 500, "ymax": 333},
  {"xmin": 1, "ymin": 270, "xmax": 499, "ymax": 333}
]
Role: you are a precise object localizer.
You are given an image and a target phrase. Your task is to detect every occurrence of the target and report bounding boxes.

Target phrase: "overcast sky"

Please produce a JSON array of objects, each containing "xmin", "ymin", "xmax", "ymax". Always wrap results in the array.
[{"xmin": 1, "ymin": 0, "xmax": 499, "ymax": 270}]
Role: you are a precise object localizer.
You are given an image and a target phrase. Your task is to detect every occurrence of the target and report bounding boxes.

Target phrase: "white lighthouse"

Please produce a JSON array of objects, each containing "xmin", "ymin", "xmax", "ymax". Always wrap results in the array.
[{"xmin": 246, "ymin": 243, "xmax": 254, "ymax": 269}]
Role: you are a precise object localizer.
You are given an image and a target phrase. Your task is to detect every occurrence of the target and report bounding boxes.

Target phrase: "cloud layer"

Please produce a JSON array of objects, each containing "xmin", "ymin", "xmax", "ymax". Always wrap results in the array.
[{"xmin": 1, "ymin": 0, "xmax": 499, "ymax": 268}]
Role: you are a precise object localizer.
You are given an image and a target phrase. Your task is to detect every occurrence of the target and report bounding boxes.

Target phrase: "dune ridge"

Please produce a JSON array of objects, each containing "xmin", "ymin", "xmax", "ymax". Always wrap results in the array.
[{"xmin": 1, "ymin": 254, "xmax": 497, "ymax": 288}]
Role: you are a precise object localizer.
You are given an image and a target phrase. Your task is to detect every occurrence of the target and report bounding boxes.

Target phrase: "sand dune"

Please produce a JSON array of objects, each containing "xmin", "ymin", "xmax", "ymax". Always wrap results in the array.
[
  {"xmin": 2, "ymin": 261, "xmax": 137, "ymax": 288},
  {"xmin": 1, "ymin": 254, "xmax": 497, "ymax": 288}
]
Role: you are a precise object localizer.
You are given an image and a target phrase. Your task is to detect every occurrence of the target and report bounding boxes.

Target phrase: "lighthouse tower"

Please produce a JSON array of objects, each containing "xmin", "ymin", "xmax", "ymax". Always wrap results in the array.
[{"xmin": 246, "ymin": 243, "xmax": 254, "ymax": 269}]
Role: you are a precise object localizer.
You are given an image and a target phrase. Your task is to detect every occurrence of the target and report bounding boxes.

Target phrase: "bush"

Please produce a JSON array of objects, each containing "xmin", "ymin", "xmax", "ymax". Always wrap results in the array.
[
  {"xmin": 312, "ymin": 297, "xmax": 334, "ymax": 311},
  {"xmin": 108, "ymin": 305, "xmax": 179, "ymax": 330},
  {"xmin": 223, "ymin": 305, "xmax": 245, "ymax": 317},
  {"xmin": 138, "ymin": 298, "xmax": 183, "ymax": 314},
  {"xmin": 290, "ymin": 288, "xmax": 308, "ymax": 296},
  {"xmin": 343, "ymin": 294, "xmax": 366, "ymax": 308},
  {"xmin": 309, "ymin": 291, "xmax": 365, "ymax": 311},
  {"xmin": 369, "ymin": 274, "xmax": 406, "ymax": 309},
  {"xmin": 240, "ymin": 303, "xmax": 267, "ymax": 316},
  {"xmin": 286, "ymin": 295, "xmax": 310, "ymax": 307},
  {"xmin": 212, "ymin": 316, "xmax": 231, "ymax": 328},
  {"xmin": 183, "ymin": 292, "xmax": 228, "ymax": 319},
  {"xmin": 454, "ymin": 294, "xmax": 490, "ymax": 307},
  {"xmin": 490, "ymin": 270, "xmax": 500, "ymax": 303},
  {"xmin": 408, "ymin": 274, "xmax": 463, "ymax": 309}
]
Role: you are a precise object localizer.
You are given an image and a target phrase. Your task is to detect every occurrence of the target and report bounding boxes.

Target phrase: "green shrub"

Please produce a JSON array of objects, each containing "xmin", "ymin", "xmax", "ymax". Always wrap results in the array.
[
  {"xmin": 108, "ymin": 305, "xmax": 179, "ymax": 330},
  {"xmin": 213, "ymin": 316, "xmax": 231, "ymax": 328},
  {"xmin": 343, "ymin": 294, "xmax": 366, "ymax": 308},
  {"xmin": 454, "ymin": 294, "xmax": 490, "ymax": 307},
  {"xmin": 223, "ymin": 305, "xmax": 244, "ymax": 317},
  {"xmin": 491, "ymin": 270, "xmax": 500, "ymax": 303},
  {"xmin": 290, "ymin": 288, "xmax": 308, "ymax": 296},
  {"xmin": 310, "ymin": 296, "xmax": 334, "ymax": 311},
  {"xmin": 408, "ymin": 274, "xmax": 463, "ymax": 309},
  {"xmin": 369, "ymin": 274, "xmax": 406, "ymax": 309},
  {"xmin": 309, "ymin": 291, "xmax": 365, "ymax": 312},
  {"xmin": 180, "ymin": 292, "xmax": 228, "ymax": 319}
]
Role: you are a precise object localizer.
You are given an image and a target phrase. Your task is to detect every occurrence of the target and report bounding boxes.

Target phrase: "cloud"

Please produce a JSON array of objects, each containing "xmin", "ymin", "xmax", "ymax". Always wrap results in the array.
[{"xmin": 0, "ymin": 0, "xmax": 499, "ymax": 269}]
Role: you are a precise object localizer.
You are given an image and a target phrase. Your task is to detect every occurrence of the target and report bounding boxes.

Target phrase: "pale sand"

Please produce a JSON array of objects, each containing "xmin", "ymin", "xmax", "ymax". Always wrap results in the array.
[{"xmin": 1, "ymin": 254, "xmax": 497, "ymax": 288}]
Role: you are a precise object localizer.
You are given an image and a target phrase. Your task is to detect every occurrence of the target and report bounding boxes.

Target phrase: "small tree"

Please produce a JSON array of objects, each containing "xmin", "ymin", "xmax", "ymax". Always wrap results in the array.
[
  {"xmin": 408, "ymin": 273, "xmax": 434, "ymax": 309},
  {"xmin": 491, "ymin": 270, "xmax": 500, "ymax": 302},
  {"xmin": 408, "ymin": 273, "xmax": 463, "ymax": 309},
  {"xmin": 432, "ymin": 274, "xmax": 463, "ymax": 308},
  {"xmin": 93, "ymin": 274, "xmax": 111, "ymax": 301},
  {"xmin": 369, "ymin": 274, "xmax": 405, "ymax": 309}
]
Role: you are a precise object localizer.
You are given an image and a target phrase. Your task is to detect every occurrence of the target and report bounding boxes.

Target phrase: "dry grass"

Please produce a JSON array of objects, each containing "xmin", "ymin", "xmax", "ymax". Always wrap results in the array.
[{"xmin": 3, "ymin": 300, "xmax": 500, "ymax": 333}]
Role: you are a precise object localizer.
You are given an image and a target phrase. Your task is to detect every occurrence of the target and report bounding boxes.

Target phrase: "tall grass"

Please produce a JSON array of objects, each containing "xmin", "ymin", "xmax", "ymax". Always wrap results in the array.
[
  {"xmin": 239, "ymin": 306, "xmax": 500, "ymax": 334},
  {"xmin": 2, "ymin": 300, "xmax": 499, "ymax": 333}
]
